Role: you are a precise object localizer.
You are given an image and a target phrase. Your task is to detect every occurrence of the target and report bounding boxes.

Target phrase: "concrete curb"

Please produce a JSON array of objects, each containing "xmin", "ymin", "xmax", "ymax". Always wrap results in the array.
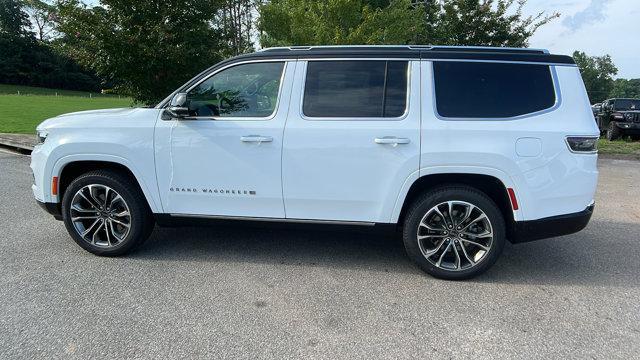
[{"xmin": 0, "ymin": 133, "xmax": 36, "ymax": 152}]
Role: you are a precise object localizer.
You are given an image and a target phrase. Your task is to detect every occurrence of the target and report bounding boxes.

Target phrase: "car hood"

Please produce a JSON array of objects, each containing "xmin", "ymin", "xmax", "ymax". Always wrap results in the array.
[
  {"xmin": 36, "ymin": 108, "xmax": 157, "ymax": 131},
  {"xmin": 55, "ymin": 108, "xmax": 139, "ymax": 118}
]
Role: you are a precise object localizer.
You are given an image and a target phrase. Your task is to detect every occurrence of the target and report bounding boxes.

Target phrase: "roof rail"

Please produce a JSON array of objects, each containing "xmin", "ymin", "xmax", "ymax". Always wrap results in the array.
[{"xmin": 258, "ymin": 45, "xmax": 549, "ymax": 54}]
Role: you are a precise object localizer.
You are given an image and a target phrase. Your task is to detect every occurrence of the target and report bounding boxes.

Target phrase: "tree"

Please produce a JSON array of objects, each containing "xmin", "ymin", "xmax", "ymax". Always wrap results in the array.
[
  {"xmin": 24, "ymin": 0, "xmax": 58, "ymax": 41},
  {"xmin": 216, "ymin": 0, "xmax": 259, "ymax": 57},
  {"xmin": 56, "ymin": 0, "xmax": 227, "ymax": 104},
  {"xmin": 258, "ymin": 0, "xmax": 367, "ymax": 47},
  {"xmin": 423, "ymin": 0, "xmax": 558, "ymax": 47},
  {"xmin": 0, "ymin": 0, "xmax": 36, "ymax": 85},
  {"xmin": 0, "ymin": 0, "xmax": 33, "ymax": 38},
  {"xmin": 573, "ymin": 51, "xmax": 618, "ymax": 103},
  {"xmin": 610, "ymin": 79, "xmax": 640, "ymax": 99},
  {"xmin": 258, "ymin": 0, "xmax": 558, "ymax": 48},
  {"xmin": 0, "ymin": 0, "xmax": 99, "ymax": 92}
]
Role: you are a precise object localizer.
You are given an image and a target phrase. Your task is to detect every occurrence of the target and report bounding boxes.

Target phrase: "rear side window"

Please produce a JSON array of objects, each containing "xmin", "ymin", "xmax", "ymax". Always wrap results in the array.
[
  {"xmin": 303, "ymin": 60, "xmax": 408, "ymax": 118},
  {"xmin": 433, "ymin": 61, "xmax": 556, "ymax": 118}
]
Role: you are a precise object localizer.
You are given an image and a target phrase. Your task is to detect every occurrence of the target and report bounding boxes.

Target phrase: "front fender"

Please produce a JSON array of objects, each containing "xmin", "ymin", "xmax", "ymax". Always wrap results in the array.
[{"xmin": 47, "ymin": 153, "xmax": 161, "ymax": 213}]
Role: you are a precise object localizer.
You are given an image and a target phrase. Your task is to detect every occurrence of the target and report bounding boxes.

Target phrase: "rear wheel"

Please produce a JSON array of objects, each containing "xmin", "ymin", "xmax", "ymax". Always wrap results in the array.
[
  {"xmin": 61, "ymin": 170, "xmax": 154, "ymax": 256},
  {"xmin": 402, "ymin": 186, "xmax": 506, "ymax": 280}
]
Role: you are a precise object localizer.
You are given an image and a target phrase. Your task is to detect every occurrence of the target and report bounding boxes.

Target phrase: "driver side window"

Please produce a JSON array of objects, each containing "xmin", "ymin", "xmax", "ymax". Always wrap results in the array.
[{"xmin": 187, "ymin": 62, "xmax": 285, "ymax": 118}]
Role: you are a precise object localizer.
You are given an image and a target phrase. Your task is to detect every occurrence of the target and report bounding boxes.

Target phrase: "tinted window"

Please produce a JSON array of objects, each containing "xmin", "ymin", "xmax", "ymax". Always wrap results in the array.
[
  {"xmin": 303, "ymin": 61, "xmax": 408, "ymax": 118},
  {"xmin": 187, "ymin": 62, "xmax": 284, "ymax": 118},
  {"xmin": 614, "ymin": 99, "xmax": 640, "ymax": 111},
  {"xmin": 433, "ymin": 61, "xmax": 556, "ymax": 118}
]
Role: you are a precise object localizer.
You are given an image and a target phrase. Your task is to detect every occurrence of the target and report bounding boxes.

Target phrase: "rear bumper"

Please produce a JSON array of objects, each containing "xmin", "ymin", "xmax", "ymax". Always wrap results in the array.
[
  {"xmin": 510, "ymin": 203, "xmax": 594, "ymax": 243},
  {"xmin": 36, "ymin": 200, "xmax": 62, "ymax": 221}
]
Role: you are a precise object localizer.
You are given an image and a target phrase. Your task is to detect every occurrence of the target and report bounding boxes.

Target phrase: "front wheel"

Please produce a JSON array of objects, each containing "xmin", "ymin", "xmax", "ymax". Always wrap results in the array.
[
  {"xmin": 61, "ymin": 170, "xmax": 154, "ymax": 256},
  {"xmin": 606, "ymin": 122, "xmax": 621, "ymax": 141},
  {"xmin": 402, "ymin": 186, "xmax": 506, "ymax": 280}
]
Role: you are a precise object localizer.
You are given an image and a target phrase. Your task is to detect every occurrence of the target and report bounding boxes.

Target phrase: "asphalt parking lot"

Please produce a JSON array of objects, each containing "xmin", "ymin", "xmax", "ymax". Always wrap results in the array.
[{"xmin": 1, "ymin": 149, "xmax": 639, "ymax": 359}]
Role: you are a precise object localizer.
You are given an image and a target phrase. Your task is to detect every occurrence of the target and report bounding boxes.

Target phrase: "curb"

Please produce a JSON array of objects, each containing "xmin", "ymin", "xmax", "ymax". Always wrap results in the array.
[{"xmin": 0, "ymin": 134, "xmax": 36, "ymax": 153}]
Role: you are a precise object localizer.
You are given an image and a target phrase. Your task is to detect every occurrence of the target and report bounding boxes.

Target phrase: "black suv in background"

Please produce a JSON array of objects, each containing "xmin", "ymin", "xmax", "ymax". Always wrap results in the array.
[{"xmin": 596, "ymin": 98, "xmax": 640, "ymax": 140}]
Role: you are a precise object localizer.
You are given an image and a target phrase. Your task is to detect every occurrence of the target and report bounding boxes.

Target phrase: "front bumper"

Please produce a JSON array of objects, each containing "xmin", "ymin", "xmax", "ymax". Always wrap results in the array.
[
  {"xmin": 510, "ymin": 203, "xmax": 594, "ymax": 243},
  {"xmin": 615, "ymin": 122, "xmax": 640, "ymax": 133},
  {"xmin": 36, "ymin": 200, "xmax": 62, "ymax": 221}
]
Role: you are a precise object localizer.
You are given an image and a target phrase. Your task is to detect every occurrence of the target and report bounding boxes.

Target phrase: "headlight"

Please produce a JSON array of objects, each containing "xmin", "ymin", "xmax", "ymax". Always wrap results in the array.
[
  {"xmin": 36, "ymin": 130, "xmax": 48, "ymax": 145},
  {"xmin": 613, "ymin": 113, "xmax": 624, "ymax": 120}
]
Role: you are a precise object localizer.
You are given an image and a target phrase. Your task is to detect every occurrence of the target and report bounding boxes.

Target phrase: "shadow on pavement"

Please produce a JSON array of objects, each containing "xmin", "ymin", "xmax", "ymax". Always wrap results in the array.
[
  {"xmin": 131, "ymin": 220, "xmax": 640, "ymax": 287},
  {"xmin": 479, "ymin": 220, "xmax": 640, "ymax": 287},
  {"xmin": 133, "ymin": 224, "xmax": 418, "ymax": 275}
]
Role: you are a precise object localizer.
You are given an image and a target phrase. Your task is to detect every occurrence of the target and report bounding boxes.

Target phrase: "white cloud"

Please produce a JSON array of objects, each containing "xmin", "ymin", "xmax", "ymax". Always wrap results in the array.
[{"xmin": 562, "ymin": 0, "xmax": 611, "ymax": 31}]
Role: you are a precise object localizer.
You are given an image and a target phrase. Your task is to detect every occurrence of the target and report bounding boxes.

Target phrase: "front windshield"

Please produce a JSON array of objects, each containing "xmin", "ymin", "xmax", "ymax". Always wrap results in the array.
[{"xmin": 614, "ymin": 99, "xmax": 640, "ymax": 111}]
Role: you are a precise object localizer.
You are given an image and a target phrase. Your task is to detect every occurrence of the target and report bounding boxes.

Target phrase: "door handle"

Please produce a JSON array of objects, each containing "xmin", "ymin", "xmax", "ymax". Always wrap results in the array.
[
  {"xmin": 241, "ymin": 135, "xmax": 273, "ymax": 143},
  {"xmin": 374, "ymin": 137, "xmax": 410, "ymax": 145}
]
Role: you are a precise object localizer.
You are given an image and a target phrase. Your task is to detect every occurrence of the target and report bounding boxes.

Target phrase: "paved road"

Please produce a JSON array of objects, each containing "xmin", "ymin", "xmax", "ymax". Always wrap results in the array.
[{"xmin": 1, "ymin": 149, "xmax": 639, "ymax": 359}]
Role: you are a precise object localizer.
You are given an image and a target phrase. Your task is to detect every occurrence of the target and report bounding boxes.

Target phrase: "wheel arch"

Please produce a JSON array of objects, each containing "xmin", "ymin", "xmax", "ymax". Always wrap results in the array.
[
  {"xmin": 52, "ymin": 155, "xmax": 161, "ymax": 213},
  {"xmin": 393, "ymin": 171, "xmax": 519, "ymax": 240}
]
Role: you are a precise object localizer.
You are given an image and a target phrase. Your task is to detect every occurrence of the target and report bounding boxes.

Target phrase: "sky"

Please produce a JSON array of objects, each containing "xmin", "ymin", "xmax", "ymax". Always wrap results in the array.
[{"xmin": 525, "ymin": 0, "xmax": 640, "ymax": 79}]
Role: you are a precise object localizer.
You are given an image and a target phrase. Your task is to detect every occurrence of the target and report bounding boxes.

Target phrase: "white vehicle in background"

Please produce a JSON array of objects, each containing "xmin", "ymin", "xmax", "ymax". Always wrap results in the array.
[{"xmin": 31, "ymin": 46, "xmax": 599, "ymax": 279}]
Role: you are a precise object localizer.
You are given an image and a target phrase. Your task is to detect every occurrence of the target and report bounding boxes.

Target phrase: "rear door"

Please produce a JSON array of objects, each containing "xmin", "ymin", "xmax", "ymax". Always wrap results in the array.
[{"xmin": 281, "ymin": 59, "xmax": 421, "ymax": 223}]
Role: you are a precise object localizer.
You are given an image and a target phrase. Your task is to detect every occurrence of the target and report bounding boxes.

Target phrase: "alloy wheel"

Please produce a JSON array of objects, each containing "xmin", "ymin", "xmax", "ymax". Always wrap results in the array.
[
  {"xmin": 69, "ymin": 184, "xmax": 131, "ymax": 248},
  {"xmin": 416, "ymin": 201, "xmax": 494, "ymax": 271}
]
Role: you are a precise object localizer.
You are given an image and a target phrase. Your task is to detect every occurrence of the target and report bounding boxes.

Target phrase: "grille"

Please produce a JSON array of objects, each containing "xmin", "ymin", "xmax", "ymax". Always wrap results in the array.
[{"xmin": 625, "ymin": 113, "xmax": 640, "ymax": 123}]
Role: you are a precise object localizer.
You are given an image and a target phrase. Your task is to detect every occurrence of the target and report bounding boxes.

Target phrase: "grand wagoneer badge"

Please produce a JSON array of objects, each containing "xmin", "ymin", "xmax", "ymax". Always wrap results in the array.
[{"xmin": 170, "ymin": 187, "xmax": 256, "ymax": 196}]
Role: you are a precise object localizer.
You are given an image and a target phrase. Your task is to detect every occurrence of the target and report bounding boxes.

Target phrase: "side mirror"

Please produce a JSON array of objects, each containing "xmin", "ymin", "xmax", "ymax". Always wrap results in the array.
[{"xmin": 165, "ymin": 93, "xmax": 190, "ymax": 118}]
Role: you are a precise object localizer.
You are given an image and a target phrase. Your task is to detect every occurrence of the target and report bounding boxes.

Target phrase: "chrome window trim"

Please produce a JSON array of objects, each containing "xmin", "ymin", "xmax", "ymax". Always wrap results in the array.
[
  {"xmin": 172, "ymin": 59, "xmax": 289, "ymax": 121},
  {"xmin": 298, "ymin": 59, "xmax": 412, "ymax": 122},
  {"xmin": 429, "ymin": 61, "xmax": 563, "ymax": 121}
]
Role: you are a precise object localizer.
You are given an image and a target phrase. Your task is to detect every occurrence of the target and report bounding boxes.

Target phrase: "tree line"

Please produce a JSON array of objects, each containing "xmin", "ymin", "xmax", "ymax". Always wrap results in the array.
[
  {"xmin": 573, "ymin": 51, "xmax": 639, "ymax": 103},
  {"xmin": 0, "ymin": 0, "xmax": 101, "ymax": 91},
  {"xmin": 0, "ymin": 0, "xmax": 637, "ymax": 104}
]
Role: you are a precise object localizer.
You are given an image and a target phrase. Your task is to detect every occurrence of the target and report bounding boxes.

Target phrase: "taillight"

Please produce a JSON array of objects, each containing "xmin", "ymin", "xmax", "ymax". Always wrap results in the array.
[
  {"xmin": 507, "ymin": 188, "xmax": 519, "ymax": 210},
  {"xmin": 565, "ymin": 136, "xmax": 598, "ymax": 153}
]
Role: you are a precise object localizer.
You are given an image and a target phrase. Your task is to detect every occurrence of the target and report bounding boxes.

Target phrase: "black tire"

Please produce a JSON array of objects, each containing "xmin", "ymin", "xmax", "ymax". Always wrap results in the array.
[
  {"xmin": 402, "ymin": 185, "xmax": 506, "ymax": 280},
  {"xmin": 61, "ymin": 170, "xmax": 154, "ymax": 256},
  {"xmin": 606, "ymin": 122, "xmax": 621, "ymax": 141}
]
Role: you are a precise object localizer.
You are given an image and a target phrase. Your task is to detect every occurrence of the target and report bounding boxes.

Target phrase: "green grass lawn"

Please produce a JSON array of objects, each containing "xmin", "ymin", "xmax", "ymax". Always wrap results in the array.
[
  {"xmin": 0, "ymin": 85, "xmax": 132, "ymax": 134},
  {"xmin": 598, "ymin": 138, "xmax": 640, "ymax": 158}
]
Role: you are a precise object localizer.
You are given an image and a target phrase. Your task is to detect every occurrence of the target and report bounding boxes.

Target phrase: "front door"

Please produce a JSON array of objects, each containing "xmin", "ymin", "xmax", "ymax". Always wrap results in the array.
[
  {"xmin": 282, "ymin": 60, "xmax": 421, "ymax": 223},
  {"xmin": 154, "ymin": 60, "xmax": 295, "ymax": 217}
]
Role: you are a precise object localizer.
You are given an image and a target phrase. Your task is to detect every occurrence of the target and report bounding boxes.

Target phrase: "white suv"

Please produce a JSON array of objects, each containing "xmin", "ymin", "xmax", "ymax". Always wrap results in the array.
[{"xmin": 31, "ymin": 46, "xmax": 599, "ymax": 279}]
